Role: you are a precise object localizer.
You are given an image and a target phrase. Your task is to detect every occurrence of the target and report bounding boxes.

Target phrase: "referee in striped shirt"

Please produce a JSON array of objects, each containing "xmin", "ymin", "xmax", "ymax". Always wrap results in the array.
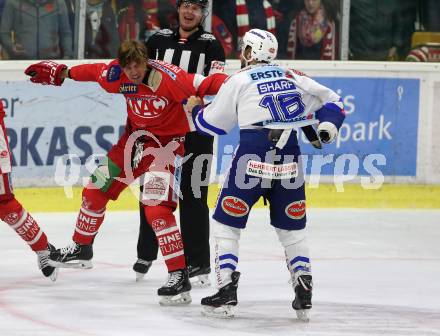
[{"xmin": 133, "ymin": 0, "xmax": 225, "ymax": 285}]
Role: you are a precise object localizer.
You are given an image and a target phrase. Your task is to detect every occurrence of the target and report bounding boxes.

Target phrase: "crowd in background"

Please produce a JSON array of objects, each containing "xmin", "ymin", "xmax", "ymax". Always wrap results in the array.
[{"xmin": 0, "ymin": 0, "xmax": 439, "ymax": 61}]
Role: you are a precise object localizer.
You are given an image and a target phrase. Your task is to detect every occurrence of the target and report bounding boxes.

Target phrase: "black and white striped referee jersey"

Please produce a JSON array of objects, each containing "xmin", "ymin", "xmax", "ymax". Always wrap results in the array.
[{"xmin": 146, "ymin": 27, "xmax": 225, "ymax": 76}]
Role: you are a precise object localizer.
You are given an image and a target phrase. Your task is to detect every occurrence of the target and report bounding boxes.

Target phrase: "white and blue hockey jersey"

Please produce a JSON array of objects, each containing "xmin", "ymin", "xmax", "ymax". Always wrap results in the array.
[{"xmin": 192, "ymin": 63, "xmax": 345, "ymax": 136}]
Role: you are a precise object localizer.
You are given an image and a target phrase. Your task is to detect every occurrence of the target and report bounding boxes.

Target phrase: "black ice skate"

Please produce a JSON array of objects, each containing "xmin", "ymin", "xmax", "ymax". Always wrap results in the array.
[
  {"xmin": 188, "ymin": 265, "xmax": 211, "ymax": 287},
  {"xmin": 292, "ymin": 275, "xmax": 313, "ymax": 322},
  {"xmin": 132, "ymin": 259, "xmax": 153, "ymax": 281},
  {"xmin": 37, "ymin": 244, "xmax": 58, "ymax": 281},
  {"xmin": 201, "ymin": 271, "xmax": 240, "ymax": 318},
  {"xmin": 158, "ymin": 269, "xmax": 192, "ymax": 306},
  {"xmin": 49, "ymin": 242, "xmax": 93, "ymax": 269}
]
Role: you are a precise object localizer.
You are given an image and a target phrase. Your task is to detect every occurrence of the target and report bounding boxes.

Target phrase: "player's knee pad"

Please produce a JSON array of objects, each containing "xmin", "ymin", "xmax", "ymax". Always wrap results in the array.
[
  {"xmin": 0, "ymin": 197, "xmax": 23, "ymax": 224},
  {"xmin": 213, "ymin": 219, "xmax": 241, "ymax": 241},
  {"xmin": 275, "ymin": 227, "xmax": 306, "ymax": 248},
  {"xmin": 82, "ymin": 186, "xmax": 109, "ymax": 212}
]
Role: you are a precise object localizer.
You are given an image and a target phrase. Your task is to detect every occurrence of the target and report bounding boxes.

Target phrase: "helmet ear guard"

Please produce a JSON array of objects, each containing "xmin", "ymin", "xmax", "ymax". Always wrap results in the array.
[{"xmin": 241, "ymin": 29, "xmax": 278, "ymax": 65}]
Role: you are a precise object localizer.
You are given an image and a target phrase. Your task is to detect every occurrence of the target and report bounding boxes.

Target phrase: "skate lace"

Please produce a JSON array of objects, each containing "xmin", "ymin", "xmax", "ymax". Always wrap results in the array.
[
  {"xmin": 166, "ymin": 271, "xmax": 183, "ymax": 287},
  {"xmin": 59, "ymin": 242, "xmax": 79, "ymax": 256},
  {"xmin": 36, "ymin": 250, "xmax": 50, "ymax": 270}
]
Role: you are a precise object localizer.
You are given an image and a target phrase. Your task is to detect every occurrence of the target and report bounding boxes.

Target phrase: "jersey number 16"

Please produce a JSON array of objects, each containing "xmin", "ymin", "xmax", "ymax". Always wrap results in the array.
[{"xmin": 259, "ymin": 92, "xmax": 305, "ymax": 122}]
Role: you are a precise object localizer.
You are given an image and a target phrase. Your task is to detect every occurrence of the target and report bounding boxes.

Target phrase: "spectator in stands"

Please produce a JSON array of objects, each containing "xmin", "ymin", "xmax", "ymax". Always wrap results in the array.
[
  {"xmin": 0, "ymin": 0, "xmax": 73, "ymax": 59},
  {"xmin": 421, "ymin": 0, "xmax": 440, "ymax": 31},
  {"xmin": 270, "ymin": 0, "xmax": 302, "ymax": 59},
  {"xmin": 0, "ymin": 0, "xmax": 6, "ymax": 59},
  {"xmin": 85, "ymin": 0, "xmax": 119, "ymax": 58},
  {"xmin": 116, "ymin": 0, "xmax": 160, "ymax": 42},
  {"xmin": 286, "ymin": 0, "xmax": 338, "ymax": 60},
  {"xmin": 349, "ymin": 0, "xmax": 410, "ymax": 61},
  {"xmin": 212, "ymin": 0, "xmax": 276, "ymax": 58}
]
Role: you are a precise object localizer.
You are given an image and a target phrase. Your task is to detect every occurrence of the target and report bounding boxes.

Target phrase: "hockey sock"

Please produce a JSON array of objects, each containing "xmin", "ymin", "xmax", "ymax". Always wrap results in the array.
[
  {"xmin": 213, "ymin": 220, "xmax": 241, "ymax": 289},
  {"xmin": 144, "ymin": 205, "xmax": 186, "ymax": 272},
  {"xmin": 0, "ymin": 198, "xmax": 48, "ymax": 252},
  {"xmin": 276, "ymin": 228, "xmax": 311, "ymax": 284},
  {"xmin": 72, "ymin": 187, "xmax": 108, "ymax": 245}
]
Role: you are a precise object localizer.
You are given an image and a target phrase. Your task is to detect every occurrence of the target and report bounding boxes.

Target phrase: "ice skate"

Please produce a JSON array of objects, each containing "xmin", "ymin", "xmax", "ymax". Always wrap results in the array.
[
  {"xmin": 158, "ymin": 269, "xmax": 192, "ymax": 306},
  {"xmin": 133, "ymin": 259, "xmax": 153, "ymax": 281},
  {"xmin": 201, "ymin": 271, "xmax": 240, "ymax": 318},
  {"xmin": 292, "ymin": 275, "xmax": 312, "ymax": 322},
  {"xmin": 49, "ymin": 242, "xmax": 93, "ymax": 269},
  {"xmin": 188, "ymin": 265, "xmax": 211, "ymax": 287},
  {"xmin": 37, "ymin": 244, "xmax": 58, "ymax": 281}
]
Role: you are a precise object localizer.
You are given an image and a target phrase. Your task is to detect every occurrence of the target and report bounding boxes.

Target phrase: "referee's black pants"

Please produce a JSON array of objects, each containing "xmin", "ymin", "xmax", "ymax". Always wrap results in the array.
[{"xmin": 136, "ymin": 131, "xmax": 213, "ymax": 269}]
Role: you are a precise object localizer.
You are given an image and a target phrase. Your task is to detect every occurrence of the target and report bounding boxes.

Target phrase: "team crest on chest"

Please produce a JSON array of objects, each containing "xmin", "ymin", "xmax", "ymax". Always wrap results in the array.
[{"xmin": 127, "ymin": 96, "xmax": 169, "ymax": 118}]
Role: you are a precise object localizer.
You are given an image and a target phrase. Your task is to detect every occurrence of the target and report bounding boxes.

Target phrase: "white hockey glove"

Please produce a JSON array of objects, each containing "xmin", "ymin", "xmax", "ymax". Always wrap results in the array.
[{"xmin": 317, "ymin": 121, "xmax": 338, "ymax": 144}]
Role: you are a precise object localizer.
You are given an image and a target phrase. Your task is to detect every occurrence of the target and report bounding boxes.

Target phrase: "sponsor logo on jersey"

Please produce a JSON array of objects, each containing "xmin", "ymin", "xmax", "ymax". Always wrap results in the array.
[
  {"xmin": 0, "ymin": 150, "xmax": 8, "ymax": 158},
  {"xmin": 148, "ymin": 60, "xmax": 180, "ymax": 80},
  {"xmin": 209, "ymin": 61, "xmax": 225, "ymax": 74},
  {"xmin": 260, "ymin": 113, "xmax": 315, "ymax": 127},
  {"xmin": 106, "ymin": 65, "xmax": 121, "ymax": 82},
  {"xmin": 221, "ymin": 196, "xmax": 249, "ymax": 217},
  {"xmin": 246, "ymin": 160, "xmax": 298, "ymax": 180},
  {"xmin": 142, "ymin": 172, "xmax": 170, "ymax": 201},
  {"xmin": 249, "ymin": 68, "xmax": 284, "ymax": 81},
  {"xmin": 199, "ymin": 33, "xmax": 216, "ymax": 41},
  {"xmin": 289, "ymin": 69, "xmax": 307, "ymax": 77},
  {"xmin": 4, "ymin": 211, "xmax": 20, "ymax": 225},
  {"xmin": 127, "ymin": 96, "xmax": 169, "ymax": 118},
  {"xmin": 157, "ymin": 29, "xmax": 173, "ymax": 36},
  {"xmin": 145, "ymin": 176, "xmax": 167, "ymax": 195},
  {"xmin": 285, "ymin": 200, "xmax": 306, "ymax": 220},
  {"xmin": 152, "ymin": 218, "xmax": 168, "ymax": 232},
  {"xmin": 257, "ymin": 79, "xmax": 296, "ymax": 94},
  {"xmin": 119, "ymin": 83, "xmax": 138, "ymax": 94}
]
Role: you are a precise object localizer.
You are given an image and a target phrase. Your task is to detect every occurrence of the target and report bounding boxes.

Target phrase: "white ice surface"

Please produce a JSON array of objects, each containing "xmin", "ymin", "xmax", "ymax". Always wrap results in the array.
[{"xmin": 0, "ymin": 209, "xmax": 439, "ymax": 336}]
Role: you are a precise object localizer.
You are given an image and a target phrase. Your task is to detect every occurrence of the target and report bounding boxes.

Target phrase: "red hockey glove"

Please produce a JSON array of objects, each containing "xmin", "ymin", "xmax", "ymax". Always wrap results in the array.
[{"xmin": 24, "ymin": 61, "xmax": 67, "ymax": 86}]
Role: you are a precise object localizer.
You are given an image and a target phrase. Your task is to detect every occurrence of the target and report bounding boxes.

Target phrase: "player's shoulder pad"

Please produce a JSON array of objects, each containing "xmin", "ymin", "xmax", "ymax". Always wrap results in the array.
[
  {"xmin": 199, "ymin": 32, "xmax": 217, "ymax": 41},
  {"xmin": 156, "ymin": 29, "xmax": 174, "ymax": 36},
  {"xmin": 147, "ymin": 68, "xmax": 163, "ymax": 92},
  {"xmin": 105, "ymin": 61, "xmax": 122, "ymax": 82}
]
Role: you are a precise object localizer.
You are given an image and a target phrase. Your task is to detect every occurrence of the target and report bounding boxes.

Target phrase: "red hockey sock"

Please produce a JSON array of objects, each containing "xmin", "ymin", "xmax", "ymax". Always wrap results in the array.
[
  {"xmin": 72, "ymin": 187, "xmax": 108, "ymax": 245},
  {"xmin": 144, "ymin": 205, "xmax": 186, "ymax": 272},
  {"xmin": 0, "ymin": 198, "xmax": 48, "ymax": 251}
]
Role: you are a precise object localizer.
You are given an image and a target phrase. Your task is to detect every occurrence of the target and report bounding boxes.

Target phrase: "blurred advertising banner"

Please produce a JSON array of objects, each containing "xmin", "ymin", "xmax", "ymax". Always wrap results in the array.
[{"xmin": 1, "ymin": 81, "xmax": 126, "ymax": 186}]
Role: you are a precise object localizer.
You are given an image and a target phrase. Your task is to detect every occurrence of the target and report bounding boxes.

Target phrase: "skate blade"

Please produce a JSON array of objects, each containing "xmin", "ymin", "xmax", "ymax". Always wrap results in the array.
[
  {"xmin": 202, "ymin": 305, "xmax": 235, "ymax": 318},
  {"xmin": 135, "ymin": 272, "xmax": 146, "ymax": 282},
  {"xmin": 190, "ymin": 274, "xmax": 211, "ymax": 288},
  {"xmin": 159, "ymin": 291, "xmax": 192, "ymax": 306},
  {"xmin": 49, "ymin": 259, "xmax": 93, "ymax": 269},
  {"xmin": 49, "ymin": 268, "xmax": 59, "ymax": 282},
  {"xmin": 295, "ymin": 309, "xmax": 310, "ymax": 322}
]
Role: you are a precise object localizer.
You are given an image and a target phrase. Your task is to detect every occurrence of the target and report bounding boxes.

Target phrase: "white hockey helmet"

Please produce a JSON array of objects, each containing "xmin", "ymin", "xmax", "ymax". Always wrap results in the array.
[{"xmin": 241, "ymin": 29, "xmax": 278, "ymax": 63}]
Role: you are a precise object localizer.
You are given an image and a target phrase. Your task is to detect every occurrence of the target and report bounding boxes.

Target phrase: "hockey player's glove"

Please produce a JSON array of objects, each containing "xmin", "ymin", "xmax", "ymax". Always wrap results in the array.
[
  {"xmin": 24, "ymin": 61, "xmax": 67, "ymax": 86},
  {"xmin": 317, "ymin": 122, "xmax": 338, "ymax": 144}
]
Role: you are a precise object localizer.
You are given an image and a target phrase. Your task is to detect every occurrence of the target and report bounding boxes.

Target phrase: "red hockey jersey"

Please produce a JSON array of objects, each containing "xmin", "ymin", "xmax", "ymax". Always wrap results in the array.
[{"xmin": 69, "ymin": 59, "xmax": 226, "ymax": 136}]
